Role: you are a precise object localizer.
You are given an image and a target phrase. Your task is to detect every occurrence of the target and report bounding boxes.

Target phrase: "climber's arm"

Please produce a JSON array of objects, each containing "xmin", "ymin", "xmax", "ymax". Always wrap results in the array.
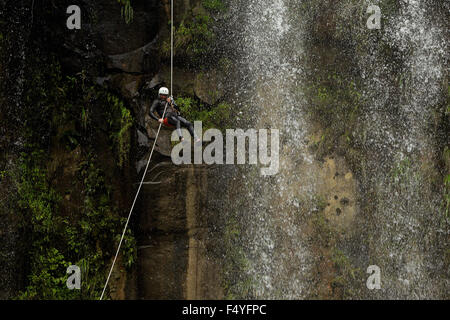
[
  {"xmin": 149, "ymin": 100, "xmax": 161, "ymax": 121},
  {"xmin": 169, "ymin": 96, "xmax": 181, "ymax": 114}
]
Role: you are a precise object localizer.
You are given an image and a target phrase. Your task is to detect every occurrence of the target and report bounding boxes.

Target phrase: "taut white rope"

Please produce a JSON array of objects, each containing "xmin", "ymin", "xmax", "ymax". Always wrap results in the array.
[
  {"xmin": 100, "ymin": 0, "xmax": 174, "ymax": 300},
  {"xmin": 99, "ymin": 103, "xmax": 168, "ymax": 300},
  {"xmin": 171, "ymin": 0, "xmax": 174, "ymax": 95}
]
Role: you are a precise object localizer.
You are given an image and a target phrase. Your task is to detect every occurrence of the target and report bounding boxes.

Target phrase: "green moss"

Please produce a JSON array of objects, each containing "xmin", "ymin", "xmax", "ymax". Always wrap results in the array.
[
  {"xmin": 221, "ymin": 216, "xmax": 254, "ymax": 299},
  {"xmin": 117, "ymin": 0, "xmax": 134, "ymax": 24},
  {"xmin": 106, "ymin": 94, "xmax": 133, "ymax": 168},
  {"xmin": 9, "ymin": 50, "xmax": 136, "ymax": 299},
  {"xmin": 311, "ymin": 196, "xmax": 334, "ymax": 248},
  {"xmin": 175, "ymin": 96, "xmax": 231, "ymax": 131},
  {"xmin": 390, "ymin": 157, "xmax": 411, "ymax": 177},
  {"xmin": 176, "ymin": 15, "xmax": 214, "ymax": 58},
  {"xmin": 163, "ymin": 1, "xmax": 225, "ymax": 67},
  {"xmin": 307, "ymin": 193, "xmax": 363, "ymax": 299},
  {"xmin": 202, "ymin": 0, "xmax": 226, "ymax": 12},
  {"xmin": 378, "ymin": 0, "xmax": 402, "ymax": 19},
  {"xmin": 443, "ymin": 87, "xmax": 450, "ymax": 218},
  {"xmin": 443, "ymin": 147, "xmax": 450, "ymax": 218},
  {"xmin": 313, "ymin": 194, "xmax": 328, "ymax": 212},
  {"xmin": 14, "ymin": 147, "xmax": 136, "ymax": 300},
  {"xmin": 447, "ymin": 85, "xmax": 450, "ymax": 115},
  {"xmin": 305, "ymin": 73, "xmax": 363, "ymax": 160},
  {"xmin": 330, "ymin": 249, "xmax": 362, "ymax": 299}
]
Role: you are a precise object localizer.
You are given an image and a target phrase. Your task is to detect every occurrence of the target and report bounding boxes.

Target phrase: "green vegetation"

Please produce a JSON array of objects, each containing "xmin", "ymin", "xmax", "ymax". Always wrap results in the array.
[
  {"xmin": 444, "ymin": 88, "xmax": 450, "ymax": 218},
  {"xmin": 202, "ymin": 0, "xmax": 226, "ymax": 12},
  {"xmin": 310, "ymin": 194, "xmax": 334, "ymax": 247},
  {"xmin": 106, "ymin": 95, "xmax": 133, "ymax": 168},
  {"xmin": 447, "ymin": 85, "xmax": 450, "ymax": 115},
  {"xmin": 389, "ymin": 157, "xmax": 421, "ymax": 194},
  {"xmin": 311, "ymin": 211, "xmax": 334, "ymax": 248},
  {"xmin": 391, "ymin": 157, "xmax": 412, "ymax": 180},
  {"xmin": 222, "ymin": 216, "xmax": 254, "ymax": 299},
  {"xmin": 175, "ymin": 96, "xmax": 231, "ymax": 131},
  {"xmin": 172, "ymin": 14, "xmax": 214, "ymax": 63},
  {"xmin": 164, "ymin": 0, "xmax": 226, "ymax": 67},
  {"xmin": 161, "ymin": 0, "xmax": 232, "ymax": 133},
  {"xmin": 117, "ymin": 0, "xmax": 134, "ymax": 24},
  {"xmin": 444, "ymin": 173, "xmax": 450, "ymax": 218},
  {"xmin": 308, "ymin": 194, "xmax": 363, "ymax": 299},
  {"xmin": 443, "ymin": 147, "xmax": 450, "ymax": 218},
  {"xmin": 306, "ymin": 72, "xmax": 363, "ymax": 160},
  {"xmin": 330, "ymin": 249, "xmax": 362, "ymax": 299},
  {"xmin": 7, "ymin": 50, "xmax": 137, "ymax": 299},
  {"xmin": 14, "ymin": 151, "xmax": 135, "ymax": 299}
]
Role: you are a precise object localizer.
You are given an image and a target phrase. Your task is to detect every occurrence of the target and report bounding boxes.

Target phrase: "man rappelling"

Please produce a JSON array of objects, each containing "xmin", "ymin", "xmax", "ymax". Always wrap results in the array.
[{"xmin": 149, "ymin": 87, "xmax": 201, "ymax": 143}]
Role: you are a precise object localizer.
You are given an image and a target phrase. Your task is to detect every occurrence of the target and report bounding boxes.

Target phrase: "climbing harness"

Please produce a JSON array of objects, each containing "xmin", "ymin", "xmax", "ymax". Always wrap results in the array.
[
  {"xmin": 162, "ymin": 100, "xmax": 181, "ymax": 128},
  {"xmin": 100, "ymin": 0, "xmax": 175, "ymax": 300},
  {"xmin": 163, "ymin": 117, "xmax": 175, "ymax": 128}
]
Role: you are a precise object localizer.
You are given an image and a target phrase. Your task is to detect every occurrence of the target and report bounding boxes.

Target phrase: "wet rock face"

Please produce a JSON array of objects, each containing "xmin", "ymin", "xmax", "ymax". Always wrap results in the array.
[
  {"xmin": 0, "ymin": 196, "xmax": 26, "ymax": 299},
  {"xmin": 0, "ymin": 1, "xmax": 36, "ymax": 299},
  {"xmin": 58, "ymin": 0, "xmax": 164, "ymax": 75},
  {"xmin": 3, "ymin": 0, "xmax": 446, "ymax": 300},
  {"xmin": 91, "ymin": 0, "xmax": 162, "ymax": 55},
  {"xmin": 194, "ymin": 70, "xmax": 226, "ymax": 105},
  {"xmin": 1, "ymin": 0, "xmax": 227, "ymax": 300},
  {"xmin": 106, "ymin": 38, "xmax": 160, "ymax": 74},
  {"xmin": 319, "ymin": 157, "xmax": 357, "ymax": 232},
  {"xmin": 135, "ymin": 164, "xmax": 223, "ymax": 299}
]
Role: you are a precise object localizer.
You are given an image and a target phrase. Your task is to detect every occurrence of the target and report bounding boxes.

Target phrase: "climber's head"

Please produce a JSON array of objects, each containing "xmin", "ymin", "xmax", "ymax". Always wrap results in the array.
[{"xmin": 158, "ymin": 87, "xmax": 169, "ymax": 100}]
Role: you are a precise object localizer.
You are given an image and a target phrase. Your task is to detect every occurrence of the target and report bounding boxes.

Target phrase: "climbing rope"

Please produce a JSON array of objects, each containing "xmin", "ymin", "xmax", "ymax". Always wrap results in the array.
[
  {"xmin": 171, "ymin": 0, "xmax": 173, "ymax": 96},
  {"xmin": 100, "ymin": 0, "xmax": 174, "ymax": 300}
]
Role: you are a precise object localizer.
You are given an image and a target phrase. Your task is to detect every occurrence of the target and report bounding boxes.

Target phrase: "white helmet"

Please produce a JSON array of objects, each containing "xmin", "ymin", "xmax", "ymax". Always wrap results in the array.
[{"xmin": 158, "ymin": 87, "xmax": 169, "ymax": 95}]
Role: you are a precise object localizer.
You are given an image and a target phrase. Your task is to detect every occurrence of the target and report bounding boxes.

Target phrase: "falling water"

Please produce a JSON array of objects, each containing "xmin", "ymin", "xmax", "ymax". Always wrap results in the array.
[
  {"xmin": 220, "ymin": 0, "xmax": 448, "ymax": 299},
  {"xmin": 354, "ymin": 0, "xmax": 449, "ymax": 298},
  {"xmin": 221, "ymin": 0, "xmax": 318, "ymax": 299},
  {"xmin": 0, "ymin": 1, "xmax": 35, "ymax": 298}
]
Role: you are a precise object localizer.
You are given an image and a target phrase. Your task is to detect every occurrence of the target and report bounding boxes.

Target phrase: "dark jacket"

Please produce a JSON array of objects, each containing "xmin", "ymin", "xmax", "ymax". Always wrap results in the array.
[{"xmin": 149, "ymin": 98, "xmax": 180, "ymax": 121}]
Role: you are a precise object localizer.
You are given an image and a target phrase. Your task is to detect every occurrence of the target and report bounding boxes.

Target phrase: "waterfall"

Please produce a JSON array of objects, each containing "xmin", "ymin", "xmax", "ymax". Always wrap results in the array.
[
  {"xmin": 0, "ymin": 1, "xmax": 35, "ymax": 298},
  {"xmin": 222, "ymin": 0, "xmax": 317, "ymax": 299},
  {"xmin": 1, "ymin": 0, "xmax": 447, "ymax": 301},
  {"xmin": 355, "ymin": 0, "xmax": 449, "ymax": 298},
  {"xmin": 221, "ymin": 0, "xmax": 448, "ymax": 299}
]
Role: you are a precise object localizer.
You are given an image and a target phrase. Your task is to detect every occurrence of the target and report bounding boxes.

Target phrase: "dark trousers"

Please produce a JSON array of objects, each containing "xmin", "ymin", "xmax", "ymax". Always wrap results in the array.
[{"xmin": 166, "ymin": 114, "xmax": 198, "ymax": 140}]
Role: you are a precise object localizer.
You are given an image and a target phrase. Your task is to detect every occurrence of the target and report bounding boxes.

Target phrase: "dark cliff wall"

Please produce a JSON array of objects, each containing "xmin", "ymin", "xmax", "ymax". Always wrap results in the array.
[{"xmin": 0, "ymin": 0, "xmax": 229, "ymax": 299}]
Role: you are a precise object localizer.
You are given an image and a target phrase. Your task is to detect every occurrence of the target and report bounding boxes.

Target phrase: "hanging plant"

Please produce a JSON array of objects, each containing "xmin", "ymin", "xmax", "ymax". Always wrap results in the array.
[{"xmin": 117, "ymin": 0, "xmax": 134, "ymax": 24}]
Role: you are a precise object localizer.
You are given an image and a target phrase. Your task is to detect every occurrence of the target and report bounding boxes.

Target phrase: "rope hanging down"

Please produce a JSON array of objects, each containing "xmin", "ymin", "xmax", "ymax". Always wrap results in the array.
[{"xmin": 100, "ymin": 0, "xmax": 174, "ymax": 300}]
